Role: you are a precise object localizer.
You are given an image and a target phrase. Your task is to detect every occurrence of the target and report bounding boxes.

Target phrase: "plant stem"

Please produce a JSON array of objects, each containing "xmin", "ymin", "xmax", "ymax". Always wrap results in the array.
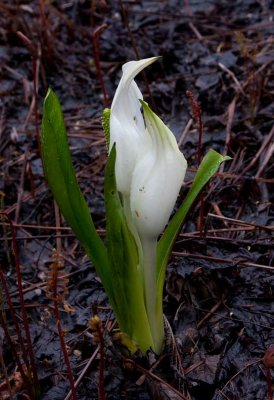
[
  {"xmin": 0, "ymin": 276, "xmax": 30, "ymax": 390},
  {"xmin": 51, "ymin": 273, "xmax": 78, "ymax": 400},
  {"xmin": 97, "ymin": 319, "xmax": 106, "ymax": 400},
  {"xmin": 16, "ymin": 31, "xmax": 41, "ymax": 156},
  {"xmin": 92, "ymin": 24, "xmax": 109, "ymax": 107},
  {"xmin": 51, "ymin": 204, "xmax": 78, "ymax": 400},
  {"xmin": 0, "ymin": 213, "xmax": 40, "ymax": 398},
  {"xmin": 142, "ymin": 238, "xmax": 164, "ymax": 355},
  {"xmin": 0, "ymin": 348, "xmax": 14, "ymax": 399},
  {"xmin": 266, "ymin": 368, "xmax": 272, "ymax": 400}
]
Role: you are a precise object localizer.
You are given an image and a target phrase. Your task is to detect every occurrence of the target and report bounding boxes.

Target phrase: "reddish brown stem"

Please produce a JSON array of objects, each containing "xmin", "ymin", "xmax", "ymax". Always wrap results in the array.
[
  {"xmin": 92, "ymin": 24, "xmax": 109, "ymax": 107},
  {"xmin": 0, "ymin": 212, "xmax": 39, "ymax": 398},
  {"xmin": 263, "ymin": 346, "xmax": 274, "ymax": 400},
  {"xmin": 16, "ymin": 31, "xmax": 41, "ymax": 156},
  {"xmin": 186, "ymin": 90, "xmax": 204, "ymax": 234},
  {"xmin": 124, "ymin": 358, "xmax": 189, "ymax": 400},
  {"xmin": 97, "ymin": 320, "xmax": 106, "ymax": 400},
  {"xmin": 88, "ymin": 315, "xmax": 106, "ymax": 399},
  {"xmin": 38, "ymin": 0, "xmax": 53, "ymax": 62},
  {"xmin": 266, "ymin": 368, "xmax": 272, "ymax": 400},
  {"xmin": 119, "ymin": 0, "xmax": 157, "ymax": 112},
  {"xmin": 54, "ymin": 308, "xmax": 78, "ymax": 400},
  {"xmin": 0, "ymin": 269, "xmax": 29, "ymax": 372},
  {"xmin": 0, "ymin": 278, "xmax": 33, "ymax": 397},
  {"xmin": 186, "ymin": 90, "xmax": 203, "ymax": 165},
  {"xmin": 51, "ymin": 254, "xmax": 78, "ymax": 400}
]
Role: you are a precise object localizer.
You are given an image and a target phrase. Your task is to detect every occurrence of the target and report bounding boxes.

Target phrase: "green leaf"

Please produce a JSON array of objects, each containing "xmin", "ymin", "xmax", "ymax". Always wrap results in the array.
[
  {"xmin": 41, "ymin": 88, "xmax": 110, "ymax": 287},
  {"xmin": 102, "ymin": 108, "xmax": 111, "ymax": 152},
  {"xmin": 104, "ymin": 145, "xmax": 154, "ymax": 354},
  {"xmin": 156, "ymin": 150, "xmax": 231, "ymax": 301}
]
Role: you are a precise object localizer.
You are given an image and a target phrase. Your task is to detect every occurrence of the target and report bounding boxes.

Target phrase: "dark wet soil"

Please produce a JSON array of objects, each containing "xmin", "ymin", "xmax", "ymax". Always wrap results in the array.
[{"xmin": 0, "ymin": 1, "xmax": 274, "ymax": 399}]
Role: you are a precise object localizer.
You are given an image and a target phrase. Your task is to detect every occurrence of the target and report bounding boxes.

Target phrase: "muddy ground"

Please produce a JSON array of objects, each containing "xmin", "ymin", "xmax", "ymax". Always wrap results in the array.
[{"xmin": 0, "ymin": 1, "xmax": 274, "ymax": 399}]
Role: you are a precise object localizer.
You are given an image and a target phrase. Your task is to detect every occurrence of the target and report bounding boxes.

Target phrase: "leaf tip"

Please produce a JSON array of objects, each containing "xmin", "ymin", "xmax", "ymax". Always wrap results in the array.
[{"xmin": 44, "ymin": 87, "xmax": 53, "ymax": 104}]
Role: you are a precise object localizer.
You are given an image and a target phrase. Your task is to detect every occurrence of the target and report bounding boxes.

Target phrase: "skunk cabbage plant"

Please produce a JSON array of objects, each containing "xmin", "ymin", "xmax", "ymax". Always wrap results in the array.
[{"xmin": 42, "ymin": 57, "xmax": 230, "ymax": 355}]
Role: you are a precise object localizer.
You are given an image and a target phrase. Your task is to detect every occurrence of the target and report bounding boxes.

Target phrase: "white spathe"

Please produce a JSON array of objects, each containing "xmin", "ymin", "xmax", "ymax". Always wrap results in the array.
[
  {"xmin": 130, "ymin": 100, "xmax": 187, "ymax": 239},
  {"xmin": 110, "ymin": 57, "xmax": 187, "ymax": 241},
  {"xmin": 110, "ymin": 57, "xmax": 157, "ymax": 194}
]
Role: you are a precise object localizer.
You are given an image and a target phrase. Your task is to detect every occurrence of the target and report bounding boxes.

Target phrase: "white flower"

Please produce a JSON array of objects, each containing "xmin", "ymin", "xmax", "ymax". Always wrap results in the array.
[
  {"xmin": 110, "ymin": 58, "xmax": 156, "ymax": 195},
  {"xmin": 109, "ymin": 57, "xmax": 188, "ymax": 353},
  {"xmin": 130, "ymin": 100, "xmax": 187, "ymax": 238},
  {"xmin": 110, "ymin": 57, "xmax": 187, "ymax": 241}
]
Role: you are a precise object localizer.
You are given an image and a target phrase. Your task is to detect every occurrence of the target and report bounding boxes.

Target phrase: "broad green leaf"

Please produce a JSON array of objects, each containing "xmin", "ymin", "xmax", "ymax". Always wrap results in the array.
[
  {"xmin": 156, "ymin": 150, "xmax": 231, "ymax": 300},
  {"xmin": 41, "ymin": 88, "xmax": 110, "ymax": 288},
  {"xmin": 104, "ymin": 145, "xmax": 154, "ymax": 353}
]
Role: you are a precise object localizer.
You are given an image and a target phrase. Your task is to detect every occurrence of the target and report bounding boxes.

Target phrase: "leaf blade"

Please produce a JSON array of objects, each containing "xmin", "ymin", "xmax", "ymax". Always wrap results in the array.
[
  {"xmin": 156, "ymin": 150, "xmax": 231, "ymax": 296},
  {"xmin": 41, "ymin": 88, "xmax": 109, "ymax": 283},
  {"xmin": 104, "ymin": 145, "xmax": 155, "ymax": 353}
]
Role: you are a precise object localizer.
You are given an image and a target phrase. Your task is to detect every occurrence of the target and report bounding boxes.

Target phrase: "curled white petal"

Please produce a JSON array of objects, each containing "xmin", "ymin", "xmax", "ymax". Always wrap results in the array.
[
  {"xmin": 130, "ymin": 101, "xmax": 187, "ymax": 239},
  {"xmin": 110, "ymin": 57, "xmax": 159, "ymax": 194}
]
